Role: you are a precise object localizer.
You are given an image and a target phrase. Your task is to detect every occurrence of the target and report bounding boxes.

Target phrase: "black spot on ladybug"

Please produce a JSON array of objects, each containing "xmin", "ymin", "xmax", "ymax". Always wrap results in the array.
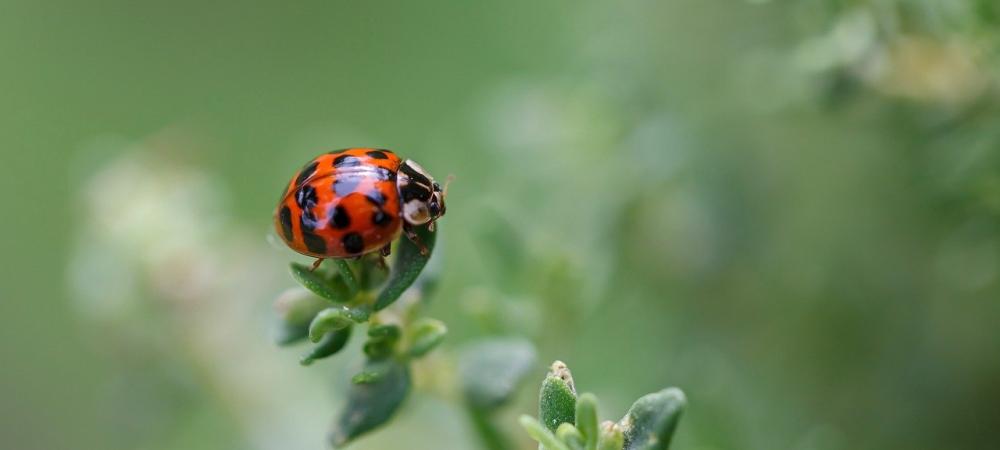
[
  {"xmin": 330, "ymin": 205, "xmax": 351, "ymax": 229},
  {"xmin": 333, "ymin": 155, "xmax": 362, "ymax": 168},
  {"xmin": 372, "ymin": 210, "xmax": 391, "ymax": 226},
  {"xmin": 334, "ymin": 176, "xmax": 361, "ymax": 197},
  {"xmin": 342, "ymin": 233, "xmax": 364, "ymax": 254},
  {"xmin": 300, "ymin": 210, "xmax": 319, "ymax": 232},
  {"xmin": 366, "ymin": 150, "xmax": 388, "ymax": 159},
  {"xmin": 296, "ymin": 184, "xmax": 318, "ymax": 209},
  {"xmin": 365, "ymin": 190, "xmax": 386, "ymax": 206},
  {"xmin": 295, "ymin": 161, "xmax": 319, "ymax": 187},
  {"xmin": 303, "ymin": 232, "xmax": 327, "ymax": 254},
  {"xmin": 279, "ymin": 206, "xmax": 294, "ymax": 241}
]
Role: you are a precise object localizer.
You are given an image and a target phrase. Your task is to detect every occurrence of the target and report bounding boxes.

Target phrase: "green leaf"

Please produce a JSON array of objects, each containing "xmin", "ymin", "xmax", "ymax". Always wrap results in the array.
[
  {"xmin": 290, "ymin": 262, "xmax": 351, "ymax": 303},
  {"xmin": 406, "ymin": 318, "xmax": 447, "ymax": 358},
  {"xmin": 273, "ymin": 287, "xmax": 328, "ymax": 346},
  {"xmin": 557, "ymin": 423, "xmax": 585, "ymax": 450},
  {"xmin": 459, "ymin": 338, "xmax": 537, "ymax": 411},
  {"xmin": 334, "ymin": 259, "xmax": 360, "ymax": 295},
  {"xmin": 597, "ymin": 421, "xmax": 625, "ymax": 450},
  {"xmin": 576, "ymin": 393, "xmax": 599, "ymax": 450},
  {"xmin": 358, "ymin": 253, "xmax": 390, "ymax": 291},
  {"xmin": 618, "ymin": 388, "xmax": 686, "ymax": 450},
  {"xmin": 362, "ymin": 337, "xmax": 395, "ymax": 359},
  {"xmin": 367, "ymin": 323, "xmax": 402, "ymax": 341},
  {"xmin": 351, "ymin": 370, "xmax": 385, "ymax": 385},
  {"xmin": 309, "ymin": 307, "xmax": 368, "ymax": 342},
  {"xmin": 300, "ymin": 326, "xmax": 352, "ymax": 366},
  {"xmin": 329, "ymin": 358, "xmax": 411, "ymax": 448},
  {"xmin": 373, "ymin": 224, "xmax": 437, "ymax": 311},
  {"xmin": 540, "ymin": 361, "xmax": 577, "ymax": 433},
  {"xmin": 361, "ymin": 323, "xmax": 402, "ymax": 359},
  {"xmin": 351, "ymin": 358, "xmax": 394, "ymax": 384},
  {"xmin": 519, "ymin": 415, "xmax": 570, "ymax": 450}
]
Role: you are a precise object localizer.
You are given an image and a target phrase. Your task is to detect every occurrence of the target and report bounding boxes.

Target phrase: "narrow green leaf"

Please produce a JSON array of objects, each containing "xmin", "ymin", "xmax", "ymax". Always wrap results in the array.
[
  {"xmin": 519, "ymin": 415, "xmax": 570, "ymax": 450},
  {"xmin": 300, "ymin": 326, "xmax": 352, "ymax": 366},
  {"xmin": 309, "ymin": 307, "xmax": 366, "ymax": 342},
  {"xmin": 334, "ymin": 259, "xmax": 360, "ymax": 295},
  {"xmin": 329, "ymin": 358, "xmax": 410, "ymax": 448},
  {"xmin": 597, "ymin": 421, "xmax": 625, "ymax": 450},
  {"xmin": 373, "ymin": 224, "xmax": 437, "ymax": 311},
  {"xmin": 459, "ymin": 338, "xmax": 537, "ymax": 411},
  {"xmin": 540, "ymin": 361, "xmax": 577, "ymax": 433},
  {"xmin": 618, "ymin": 388, "xmax": 686, "ymax": 450},
  {"xmin": 406, "ymin": 318, "xmax": 447, "ymax": 358},
  {"xmin": 576, "ymin": 393, "xmax": 599, "ymax": 450},
  {"xmin": 557, "ymin": 423, "xmax": 585, "ymax": 450},
  {"xmin": 290, "ymin": 262, "xmax": 351, "ymax": 303}
]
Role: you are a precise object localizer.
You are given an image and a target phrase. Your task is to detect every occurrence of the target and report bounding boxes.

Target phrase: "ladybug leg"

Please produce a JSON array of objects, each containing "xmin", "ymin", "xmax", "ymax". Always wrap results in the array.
[
  {"xmin": 309, "ymin": 258, "xmax": 325, "ymax": 272},
  {"xmin": 380, "ymin": 243, "xmax": 392, "ymax": 257},
  {"xmin": 403, "ymin": 224, "xmax": 429, "ymax": 256}
]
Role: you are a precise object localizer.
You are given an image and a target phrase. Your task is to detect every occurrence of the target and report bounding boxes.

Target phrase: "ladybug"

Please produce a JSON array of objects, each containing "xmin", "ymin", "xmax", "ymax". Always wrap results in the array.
[{"xmin": 274, "ymin": 148, "xmax": 446, "ymax": 268}]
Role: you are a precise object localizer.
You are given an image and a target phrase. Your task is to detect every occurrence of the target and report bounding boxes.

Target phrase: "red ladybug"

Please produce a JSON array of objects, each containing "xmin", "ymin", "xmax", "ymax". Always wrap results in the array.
[{"xmin": 274, "ymin": 148, "xmax": 446, "ymax": 267}]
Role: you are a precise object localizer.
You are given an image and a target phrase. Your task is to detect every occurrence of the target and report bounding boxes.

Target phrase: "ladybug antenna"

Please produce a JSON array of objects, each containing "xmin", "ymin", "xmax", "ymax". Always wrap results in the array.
[{"xmin": 443, "ymin": 174, "xmax": 455, "ymax": 198}]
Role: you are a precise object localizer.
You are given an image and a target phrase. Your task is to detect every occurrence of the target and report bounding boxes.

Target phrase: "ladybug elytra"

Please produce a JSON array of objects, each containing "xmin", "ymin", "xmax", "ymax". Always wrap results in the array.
[{"xmin": 274, "ymin": 148, "xmax": 446, "ymax": 266}]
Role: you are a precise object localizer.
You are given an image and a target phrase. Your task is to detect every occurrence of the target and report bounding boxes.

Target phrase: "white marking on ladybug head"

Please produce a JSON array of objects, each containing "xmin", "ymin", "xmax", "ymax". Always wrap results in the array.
[{"xmin": 398, "ymin": 159, "xmax": 447, "ymax": 226}]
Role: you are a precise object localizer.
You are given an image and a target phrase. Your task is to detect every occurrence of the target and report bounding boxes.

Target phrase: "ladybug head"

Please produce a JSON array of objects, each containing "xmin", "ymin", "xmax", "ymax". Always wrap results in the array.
[{"xmin": 398, "ymin": 160, "xmax": 447, "ymax": 227}]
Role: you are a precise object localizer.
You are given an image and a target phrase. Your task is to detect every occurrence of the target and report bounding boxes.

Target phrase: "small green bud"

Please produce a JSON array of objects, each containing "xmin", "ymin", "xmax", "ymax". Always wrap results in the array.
[
  {"xmin": 308, "ymin": 308, "xmax": 354, "ymax": 342},
  {"xmin": 576, "ymin": 393, "xmax": 599, "ymax": 450},
  {"xmin": 367, "ymin": 323, "xmax": 401, "ymax": 341},
  {"xmin": 540, "ymin": 361, "xmax": 577, "ymax": 433},
  {"xmin": 519, "ymin": 415, "xmax": 570, "ymax": 450},
  {"xmin": 406, "ymin": 318, "xmax": 447, "ymax": 358},
  {"xmin": 597, "ymin": 421, "xmax": 624, "ymax": 450},
  {"xmin": 557, "ymin": 423, "xmax": 585, "ymax": 450}
]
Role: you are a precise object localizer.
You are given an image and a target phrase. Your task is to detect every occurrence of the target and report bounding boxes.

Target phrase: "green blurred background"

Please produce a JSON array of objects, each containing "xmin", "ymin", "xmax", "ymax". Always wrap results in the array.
[{"xmin": 3, "ymin": 1, "xmax": 999, "ymax": 449}]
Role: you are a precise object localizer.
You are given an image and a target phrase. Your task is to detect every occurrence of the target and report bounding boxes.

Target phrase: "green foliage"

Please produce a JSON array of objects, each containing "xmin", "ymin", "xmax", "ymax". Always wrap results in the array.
[
  {"xmin": 329, "ymin": 358, "xmax": 410, "ymax": 448},
  {"xmin": 458, "ymin": 337, "xmax": 539, "ymax": 450},
  {"xmin": 406, "ymin": 318, "xmax": 447, "ymax": 358},
  {"xmin": 289, "ymin": 262, "xmax": 351, "ymax": 303},
  {"xmin": 374, "ymin": 224, "xmax": 437, "ymax": 311},
  {"xmin": 459, "ymin": 338, "xmax": 538, "ymax": 411},
  {"xmin": 273, "ymin": 223, "xmax": 446, "ymax": 447},
  {"xmin": 540, "ymin": 361, "xmax": 577, "ymax": 433},
  {"xmin": 576, "ymin": 393, "xmax": 599, "ymax": 450},
  {"xmin": 300, "ymin": 326, "xmax": 352, "ymax": 366},
  {"xmin": 520, "ymin": 415, "xmax": 570, "ymax": 450},
  {"xmin": 522, "ymin": 361, "xmax": 686, "ymax": 450},
  {"xmin": 272, "ymin": 288, "xmax": 329, "ymax": 346},
  {"xmin": 619, "ymin": 389, "xmax": 686, "ymax": 450}
]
